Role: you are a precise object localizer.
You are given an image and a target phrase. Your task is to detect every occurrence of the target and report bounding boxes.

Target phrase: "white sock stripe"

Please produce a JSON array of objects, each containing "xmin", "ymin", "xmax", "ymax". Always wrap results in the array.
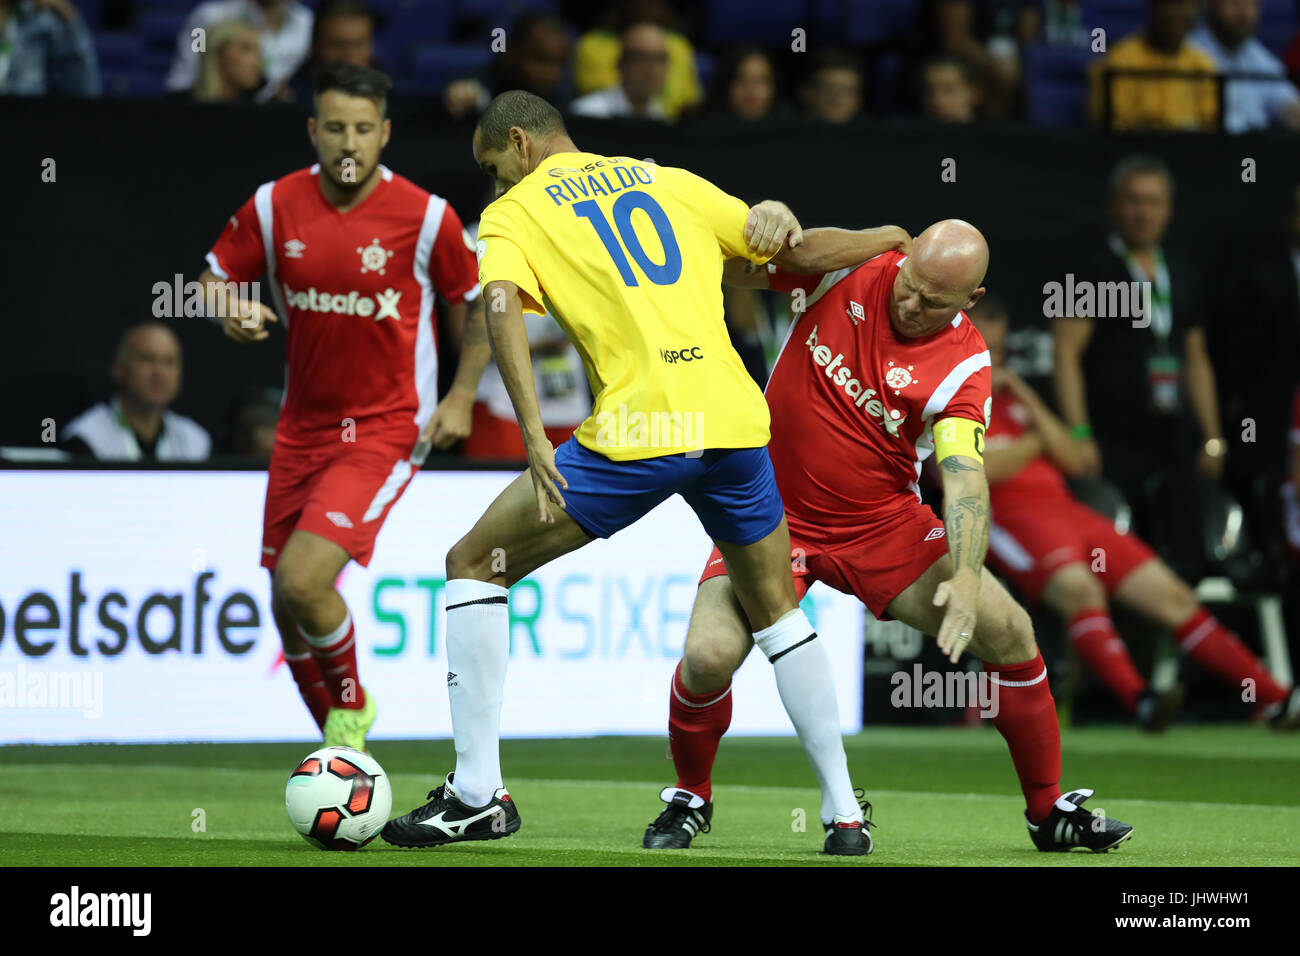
[
  {"xmin": 1067, "ymin": 616, "xmax": 1112, "ymax": 639},
  {"xmin": 283, "ymin": 651, "xmax": 312, "ymax": 662},
  {"xmin": 1178, "ymin": 617, "xmax": 1216, "ymax": 653},
  {"xmin": 297, "ymin": 609, "xmax": 352, "ymax": 649},
  {"xmin": 671, "ymin": 680, "xmax": 732, "ymax": 709},
  {"xmin": 990, "ymin": 665, "xmax": 1048, "ymax": 688},
  {"xmin": 318, "ymin": 635, "xmax": 356, "ymax": 657}
]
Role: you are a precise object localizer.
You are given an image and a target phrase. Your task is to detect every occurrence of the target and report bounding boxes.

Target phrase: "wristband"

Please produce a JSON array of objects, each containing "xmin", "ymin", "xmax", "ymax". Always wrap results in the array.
[{"xmin": 1070, "ymin": 423, "xmax": 1093, "ymax": 441}]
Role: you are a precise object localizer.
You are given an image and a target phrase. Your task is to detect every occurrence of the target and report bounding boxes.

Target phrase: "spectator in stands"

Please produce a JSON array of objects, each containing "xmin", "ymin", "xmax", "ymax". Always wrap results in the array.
[
  {"xmin": 190, "ymin": 19, "xmax": 263, "ymax": 102},
  {"xmin": 1189, "ymin": 0, "xmax": 1300, "ymax": 132},
  {"xmin": 800, "ymin": 50, "xmax": 865, "ymax": 124},
  {"xmin": 921, "ymin": 53, "xmax": 982, "ymax": 122},
  {"xmin": 973, "ymin": 297, "xmax": 1300, "ymax": 730},
  {"xmin": 910, "ymin": 0, "xmax": 1024, "ymax": 118},
  {"xmin": 285, "ymin": 0, "xmax": 376, "ymax": 104},
  {"xmin": 165, "ymin": 0, "xmax": 312, "ymax": 103},
  {"xmin": 1088, "ymin": 0, "xmax": 1219, "ymax": 131},
  {"xmin": 444, "ymin": 9, "xmax": 571, "ymax": 120},
  {"xmin": 571, "ymin": 20, "xmax": 671, "ymax": 120},
  {"xmin": 230, "ymin": 387, "xmax": 281, "ymax": 463},
  {"xmin": 1019, "ymin": 0, "xmax": 1089, "ymax": 48},
  {"xmin": 705, "ymin": 46, "xmax": 786, "ymax": 121},
  {"xmin": 1052, "ymin": 155, "xmax": 1226, "ymax": 532},
  {"xmin": 61, "ymin": 321, "xmax": 210, "ymax": 461},
  {"xmin": 0, "ymin": 0, "xmax": 100, "ymax": 96},
  {"xmin": 573, "ymin": 0, "xmax": 701, "ymax": 120}
]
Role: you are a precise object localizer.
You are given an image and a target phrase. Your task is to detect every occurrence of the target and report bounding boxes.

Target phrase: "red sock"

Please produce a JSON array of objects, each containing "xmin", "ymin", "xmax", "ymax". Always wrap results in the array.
[
  {"xmin": 1175, "ymin": 608, "xmax": 1287, "ymax": 707},
  {"xmin": 984, "ymin": 651, "xmax": 1062, "ymax": 824},
  {"xmin": 300, "ymin": 611, "xmax": 366, "ymax": 710},
  {"xmin": 284, "ymin": 651, "xmax": 331, "ymax": 730},
  {"xmin": 668, "ymin": 662, "xmax": 732, "ymax": 801},
  {"xmin": 1067, "ymin": 610, "xmax": 1146, "ymax": 711}
]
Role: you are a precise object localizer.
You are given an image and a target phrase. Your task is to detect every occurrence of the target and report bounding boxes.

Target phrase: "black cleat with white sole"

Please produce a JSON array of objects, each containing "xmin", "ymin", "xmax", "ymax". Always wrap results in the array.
[
  {"xmin": 1026, "ymin": 788, "xmax": 1132, "ymax": 852},
  {"xmin": 381, "ymin": 773, "xmax": 520, "ymax": 848},
  {"xmin": 643, "ymin": 787, "xmax": 712, "ymax": 849},
  {"xmin": 823, "ymin": 790, "xmax": 876, "ymax": 856}
]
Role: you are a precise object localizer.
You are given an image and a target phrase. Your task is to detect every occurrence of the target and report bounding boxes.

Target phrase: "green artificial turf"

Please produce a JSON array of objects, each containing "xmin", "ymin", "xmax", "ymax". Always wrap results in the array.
[{"xmin": 4, "ymin": 725, "xmax": 1298, "ymax": 866}]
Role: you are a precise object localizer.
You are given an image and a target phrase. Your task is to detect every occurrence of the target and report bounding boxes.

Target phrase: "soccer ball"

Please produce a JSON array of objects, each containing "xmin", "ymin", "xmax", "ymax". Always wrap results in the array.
[{"xmin": 285, "ymin": 746, "xmax": 392, "ymax": 850}]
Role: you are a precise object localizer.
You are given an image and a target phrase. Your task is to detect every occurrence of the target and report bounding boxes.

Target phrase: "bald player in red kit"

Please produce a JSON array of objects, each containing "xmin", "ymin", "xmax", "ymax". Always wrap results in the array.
[{"xmin": 643, "ymin": 220, "xmax": 1134, "ymax": 856}]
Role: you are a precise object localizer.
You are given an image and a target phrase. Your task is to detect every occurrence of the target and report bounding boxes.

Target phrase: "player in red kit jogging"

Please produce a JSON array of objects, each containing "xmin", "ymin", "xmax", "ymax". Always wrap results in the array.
[
  {"xmin": 971, "ymin": 298, "xmax": 1300, "ymax": 730},
  {"xmin": 198, "ymin": 64, "xmax": 490, "ymax": 750},
  {"xmin": 644, "ymin": 220, "xmax": 1134, "ymax": 855}
]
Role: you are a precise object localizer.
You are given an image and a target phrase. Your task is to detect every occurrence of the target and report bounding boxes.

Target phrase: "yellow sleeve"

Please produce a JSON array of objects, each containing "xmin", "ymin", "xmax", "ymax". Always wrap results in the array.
[
  {"xmin": 670, "ymin": 168, "xmax": 774, "ymax": 265},
  {"xmin": 934, "ymin": 416, "xmax": 986, "ymax": 464},
  {"xmin": 477, "ymin": 204, "xmax": 545, "ymax": 315}
]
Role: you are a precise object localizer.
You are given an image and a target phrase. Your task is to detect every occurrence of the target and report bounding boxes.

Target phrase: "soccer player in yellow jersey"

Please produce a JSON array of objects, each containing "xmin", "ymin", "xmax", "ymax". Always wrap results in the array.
[{"xmin": 383, "ymin": 90, "xmax": 911, "ymax": 852}]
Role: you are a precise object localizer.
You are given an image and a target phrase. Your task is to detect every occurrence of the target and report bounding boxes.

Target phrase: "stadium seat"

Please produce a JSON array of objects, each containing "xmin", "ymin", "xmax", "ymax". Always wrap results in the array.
[
  {"xmin": 705, "ymin": 0, "xmax": 802, "ymax": 48},
  {"xmin": 371, "ymin": 0, "xmax": 453, "ymax": 46},
  {"xmin": 1258, "ymin": 0, "xmax": 1298, "ymax": 58},
  {"xmin": 1066, "ymin": 475, "xmax": 1132, "ymax": 532},
  {"xmin": 101, "ymin": 69, "xmax": 166, "ymax": 98},
  {"xmin": 137, "ymin": 10, "xmax": 187, "ymax": 51},
  {"xmin": 844, "ymin": 0, "xmax": 917, "ymax": 47},
  {"xmin": 694, "ymin": 51, "xmax": 715, "ymax": 93},
  {"xmin": 1081, "ymin": 0, "xmax": 1144, "ymax": 46},
  {"xmin": 871, "ymin": 51, "xmax": 906, "ymax": 116},
  {"xmin": 1144, "ymin": 471, "xmax": 1293, "ymax": 687},
  {"xmin": 408, "ymin": 43, "xmax": 493, "ymax": 95},
  {"xmin": 1023, "ymin": 44, "xmax": 1093, "ymax": 125},
  {"xmin": 70, "ymin": 0, "xmax": 102, "ymax": 29},
  {"xmin": 93, "ymin": 33, "xmax": 146, "ymax": 70}
]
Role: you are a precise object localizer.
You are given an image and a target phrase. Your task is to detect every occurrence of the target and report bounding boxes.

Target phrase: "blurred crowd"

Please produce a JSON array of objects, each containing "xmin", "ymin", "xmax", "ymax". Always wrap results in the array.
[{"xmin": 6, "ymin": 0, "xmax": 1300, "ymax": 130}]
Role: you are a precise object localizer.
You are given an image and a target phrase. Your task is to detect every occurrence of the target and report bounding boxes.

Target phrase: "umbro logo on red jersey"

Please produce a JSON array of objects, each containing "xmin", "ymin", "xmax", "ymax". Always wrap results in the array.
[{"xmin": 284, "ymin": 238, "xmax": 306, "ymax": 259}]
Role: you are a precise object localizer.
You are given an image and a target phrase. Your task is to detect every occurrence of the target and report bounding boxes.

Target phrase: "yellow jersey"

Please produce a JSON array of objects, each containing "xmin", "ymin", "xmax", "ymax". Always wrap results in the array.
[{"xmin": 476, "ymin": 151, "xmax": 772, "ymax": 460}]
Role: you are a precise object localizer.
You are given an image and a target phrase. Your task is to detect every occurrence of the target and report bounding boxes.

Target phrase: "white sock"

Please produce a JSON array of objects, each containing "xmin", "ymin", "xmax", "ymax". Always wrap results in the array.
[
  {"xmin": 445, "ymin": 579, "xmax": 509, "ymax": 808},
  {"xmin": 753, "ymin": 608, "xmax": 862, "ymax": 825}
]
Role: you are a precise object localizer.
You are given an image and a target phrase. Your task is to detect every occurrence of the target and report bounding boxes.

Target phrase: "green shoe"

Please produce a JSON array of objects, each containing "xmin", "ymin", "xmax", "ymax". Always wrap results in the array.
[{"xmin": 323, "ymin": 687, "xmax": 377, "ymax": 752}]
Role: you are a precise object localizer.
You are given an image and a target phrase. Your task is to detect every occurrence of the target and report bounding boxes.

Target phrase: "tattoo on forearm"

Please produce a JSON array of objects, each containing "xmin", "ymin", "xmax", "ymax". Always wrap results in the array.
[
  {"xmin": 940, "ymin": 456, "xmax": 978, "ymax": 473},
  {"xmin": 945, "ymin": 494, "xmax": 990, "ymax": 573}
]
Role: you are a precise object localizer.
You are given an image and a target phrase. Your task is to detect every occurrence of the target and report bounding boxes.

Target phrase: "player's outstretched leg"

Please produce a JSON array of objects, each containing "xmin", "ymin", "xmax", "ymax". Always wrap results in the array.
[
  {"xmin": 716, "ymin": 520, "xmax": 872, "ymax": 856},
  {"xmin": 1114, "ymin": 560, "xmax": 1299, "ymax": 729},
  {"xmin": 1041, "ymin": 564, "xmax": 1185, "ymax": 732},
  {"xmin": 273, "ymin": 531, "xmax": 376, "ymax": 750},
  {"xmin": 644, "ymin": 577, "xmax": 750, "ymax": 849},
  {"xmin": 887, "ymin": 556, "xmax": 1133, "ymax": 852},
  {"xmin": 382, "ymin": 469, "xmax": 593, "ymax": 848}
]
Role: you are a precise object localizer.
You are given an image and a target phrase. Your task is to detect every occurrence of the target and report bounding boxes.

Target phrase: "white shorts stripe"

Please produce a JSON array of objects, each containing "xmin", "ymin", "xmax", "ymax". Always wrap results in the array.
[
  {"xmin": 362, "ymin": 458, "xmax": 415, "ymax": 524},
  {"xmin": 988, "ymin": 523, "xmax": 1036, "ymax": 572}
]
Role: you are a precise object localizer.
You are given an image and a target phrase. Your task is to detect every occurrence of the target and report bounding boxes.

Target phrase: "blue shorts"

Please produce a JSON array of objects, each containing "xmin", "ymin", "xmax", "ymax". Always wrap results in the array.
[{"xmin": 552, "ymin": 437, "xmax": 784, "ymax": 546}]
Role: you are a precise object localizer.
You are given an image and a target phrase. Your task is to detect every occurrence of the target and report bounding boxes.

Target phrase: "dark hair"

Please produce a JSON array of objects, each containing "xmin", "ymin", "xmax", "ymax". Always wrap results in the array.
[
  {"xmin": 477, "ymin": 90, "xmax": 566, "ymax": 152},
  {"xmin": 314, "ymin": 0, "xmax": 375, "ymax": 30},
  {"xmin": 510, "ymin": 8, "xmax": 569, "ymax": 46},
  {"xmin": 706, "ymin": 46, "xmax": 780, "ymax": 115},
  {"xmin": 313, "ymin": 62, "xmax": 391, "ymax": 114},
  {"xmin": 804, "ymin": 50, "xmax": 863, "ymax": 85},
  {"xmin": 1108, "ymin": 153, "xmax": 1175, "ymax": 200}
]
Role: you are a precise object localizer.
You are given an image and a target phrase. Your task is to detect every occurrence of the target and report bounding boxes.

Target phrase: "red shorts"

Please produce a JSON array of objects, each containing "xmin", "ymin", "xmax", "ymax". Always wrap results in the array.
[
  {"xmin": 986, "ymin": 497, "xmax": 1155, "ymax": 601},
  {"xmin": 261, "ymin": 421, "xmax": 421, "ymax": 571},
  {"xmin": 697, "ymin": 495, "xmax": 949, "ymax": 619},
  {"xmin": 460, "ymin": 403, "xmax": 579, "ymax": 461}
]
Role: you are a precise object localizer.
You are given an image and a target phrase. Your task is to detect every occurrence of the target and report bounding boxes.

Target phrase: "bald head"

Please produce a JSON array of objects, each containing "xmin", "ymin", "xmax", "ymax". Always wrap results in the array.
[
  {"xmin": 890, "ymin": 219, "xmax": 988, "ymax": 337},
  {"xmin": 911, "ymin": 219, "xmax": 988, "ymax": 296}
]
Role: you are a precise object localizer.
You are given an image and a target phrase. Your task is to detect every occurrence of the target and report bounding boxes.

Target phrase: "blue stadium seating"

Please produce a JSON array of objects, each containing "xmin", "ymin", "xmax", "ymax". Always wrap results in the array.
[
  {"xmin": 1081, "ymin": 0, "xmax": 1144, "ymax": 47},
  {"xmin": 94, "ymin": 32, "xmax": 146, "ymax": 68},
  {"xmin": 872, "ymin": 51, "xmax": 906, "ymax": 116},
  {"xmin": 1258, "ymin": 0, "xmax": 1298, "ymax": 58},
  {"xmin": 705, "ymin": 0, "xmax": 803, "ymax": 48},
  {"xmin": 102, "ymin": 69, "xmax": 166, "ymax": 98},
  {"xmin": 408, "ymin": 43, "xmax": 493, "ymax": 94},
  {"xmin": 70, "ymin": 0, "xmax": 102, "ymax": 28},
  {"xmin": 845, "ymin": 0, "xmax": 917, "ymax": 47},
  {"xmin": 137, "ymin": 9, "xmax": 187, "ymax": 51},
  {"xmin": 1024, "ymin": 44, "xmax": 1093, "ymax": 126},
  {"xmin": 372, "ymin": 0, "xmax": 453, "ymax": 51}
]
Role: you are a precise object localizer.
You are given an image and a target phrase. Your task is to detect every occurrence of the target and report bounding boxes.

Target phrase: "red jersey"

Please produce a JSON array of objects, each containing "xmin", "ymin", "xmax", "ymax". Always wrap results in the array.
[
  {"xmin": 765, "ymin": 251, "xmax": 991, "ymax": 524},
  {"xmin": 984, "ymin": 386, "xmax": 1073, "ymax": 508},
  {"xmin": 207, "ymin": 165, "xmax": 480, "ymax": 445}
]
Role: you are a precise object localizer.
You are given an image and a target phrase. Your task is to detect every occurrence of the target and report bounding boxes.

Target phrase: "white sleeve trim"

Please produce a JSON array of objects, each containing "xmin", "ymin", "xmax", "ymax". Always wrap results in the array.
[{"xmin": 922, "ymin": 350, "xmax": 991, "ymax": 419}]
